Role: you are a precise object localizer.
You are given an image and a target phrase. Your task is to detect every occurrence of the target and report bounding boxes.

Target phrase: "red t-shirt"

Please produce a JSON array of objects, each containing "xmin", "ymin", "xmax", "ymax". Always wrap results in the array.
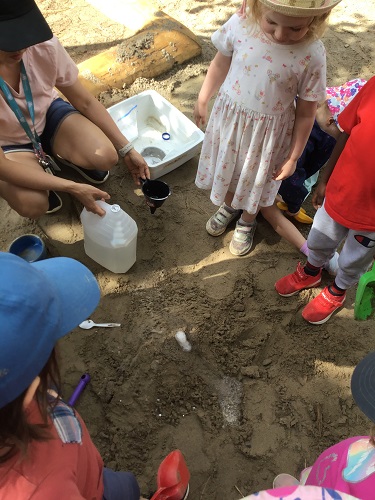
[
  {"xmin": 0, "ymin": 398, "xmax": 104, "ymax": 499},
  {"xmin": 325, "ymin": 77, "xmax": 375, "ymax": 231}
]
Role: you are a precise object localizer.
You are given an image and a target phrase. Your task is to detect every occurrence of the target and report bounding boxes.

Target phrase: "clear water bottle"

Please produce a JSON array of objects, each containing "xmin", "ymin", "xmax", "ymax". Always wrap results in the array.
[{"xmin": 80, "ymin": 201, "xmax": 138, "ymax": 273}]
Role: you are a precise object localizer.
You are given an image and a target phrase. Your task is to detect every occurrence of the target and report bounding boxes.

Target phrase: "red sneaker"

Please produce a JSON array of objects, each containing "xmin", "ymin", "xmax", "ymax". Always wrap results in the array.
[
  {"xmin": 275, "ymin": 262, "xmax": 322, "ymax": 297},
  {"xmin": 302, "ymin": 287, "xmax": 346, "ymax": 325}
]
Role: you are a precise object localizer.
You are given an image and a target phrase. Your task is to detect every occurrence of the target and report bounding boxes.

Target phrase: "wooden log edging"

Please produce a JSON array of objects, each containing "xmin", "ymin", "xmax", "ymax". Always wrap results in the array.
[{"xmin": 78, "ymin": 13, "xmax": 202, "ymax": 96}]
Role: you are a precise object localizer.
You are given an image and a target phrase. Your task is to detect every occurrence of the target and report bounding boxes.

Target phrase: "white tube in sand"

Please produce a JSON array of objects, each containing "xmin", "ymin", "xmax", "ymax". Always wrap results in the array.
[{"xmin": 175, "ymin": 330, "xmax": 192, "ymax": 352}]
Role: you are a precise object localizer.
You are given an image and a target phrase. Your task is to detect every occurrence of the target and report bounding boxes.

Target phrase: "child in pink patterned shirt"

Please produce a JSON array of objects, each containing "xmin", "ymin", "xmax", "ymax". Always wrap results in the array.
[{"xmin": 240, "ymin": 351, "xmax": 375, "ymax": 500}]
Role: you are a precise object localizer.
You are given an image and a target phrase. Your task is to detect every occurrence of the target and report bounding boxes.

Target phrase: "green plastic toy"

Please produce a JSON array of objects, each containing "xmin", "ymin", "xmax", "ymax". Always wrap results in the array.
[{"xmin": 354, "ymin": 261, "xmax": 375, "ymax": 320}]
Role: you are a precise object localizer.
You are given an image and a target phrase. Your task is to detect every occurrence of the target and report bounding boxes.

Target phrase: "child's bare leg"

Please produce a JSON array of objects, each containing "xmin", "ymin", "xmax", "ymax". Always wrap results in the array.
[
  {"xmin": 224, "ymin": 192, "xmax": 234, "ymax": 207},
  {"xmin": 239, "ymin": 209, "xmax": 257, "ymax": 224},
  {"xmin": 261, "ymin": 204, "xmax": 339, "ymax": 274},
  {"xmin": 261, "ymin": 204, "xmax": 305, "ymax": 251}
]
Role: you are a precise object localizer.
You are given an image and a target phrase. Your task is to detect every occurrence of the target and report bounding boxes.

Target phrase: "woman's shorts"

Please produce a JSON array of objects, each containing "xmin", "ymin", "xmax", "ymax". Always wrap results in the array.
[{"xmin": 2, "ymin": 97, "xmax": 79, "ymax": 156}]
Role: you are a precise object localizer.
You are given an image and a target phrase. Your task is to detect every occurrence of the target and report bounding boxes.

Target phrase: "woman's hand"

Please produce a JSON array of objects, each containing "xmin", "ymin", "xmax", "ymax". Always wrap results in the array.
[
  {"xmin": 69, "ymin": 183, "xmax": 111, "ymax": 216},
  {"xmin": 273, "ymin": 158, "xmax": 297, "ymax": 181},
  {"xmin": 312, "ymin": 182, "xmax": 326, "ymax": 210},
  {"xmin": 123, "ymin": 149, "xmax": 150, "ymax": 185}
]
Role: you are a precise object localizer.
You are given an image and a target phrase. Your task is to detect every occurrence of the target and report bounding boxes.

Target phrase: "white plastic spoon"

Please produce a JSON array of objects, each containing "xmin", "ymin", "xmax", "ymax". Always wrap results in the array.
[{"xmin": 79, "ymin": 319, "xmax": 121, "ymax": 329}]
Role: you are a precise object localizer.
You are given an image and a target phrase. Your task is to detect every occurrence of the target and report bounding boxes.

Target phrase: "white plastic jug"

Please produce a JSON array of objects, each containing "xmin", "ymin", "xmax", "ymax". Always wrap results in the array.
[{"xmin": 80, "ymin": 201, "xmax": 138, "ymax": 273}]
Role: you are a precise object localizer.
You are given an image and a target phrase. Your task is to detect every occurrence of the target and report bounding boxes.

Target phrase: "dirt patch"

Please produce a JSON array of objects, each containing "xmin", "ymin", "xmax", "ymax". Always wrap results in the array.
[
  {"xmin": 117, "ymin": 34, "xmax": 155, "ymax": 62},
  {"xmin": 1, "ymin": 0, "xmax": 375, "ymax": 498}
]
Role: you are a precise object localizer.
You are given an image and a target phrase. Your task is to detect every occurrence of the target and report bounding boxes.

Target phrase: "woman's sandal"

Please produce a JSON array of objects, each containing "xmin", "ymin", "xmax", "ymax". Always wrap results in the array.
[
  {"xmin": 53, "ymin": 156, "xmax": 109, "ymax": 184},
  {"xmin": 47, "ymin": 190, "xmax": 63, "ymax": 214}
]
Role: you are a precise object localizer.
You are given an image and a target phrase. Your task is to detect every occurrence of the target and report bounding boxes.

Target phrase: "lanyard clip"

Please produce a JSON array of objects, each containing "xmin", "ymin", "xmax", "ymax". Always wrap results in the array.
[
  {"xmin": 38, "ymin": 157, "xmax": 53, "ymax": 175},
  {"xmin": 34, "ymin": 144, "xmax": 61, "ymax": 174},
  {"xmin": 38, "ymin": 156, "xmax": 61, "ymax": 175}
]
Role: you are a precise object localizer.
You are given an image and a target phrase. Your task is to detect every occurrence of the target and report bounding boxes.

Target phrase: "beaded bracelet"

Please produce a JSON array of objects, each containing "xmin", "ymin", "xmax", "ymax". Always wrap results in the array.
[{"xmin": 118, "ymin": 142, "xmax": 134, "ymax": 157}]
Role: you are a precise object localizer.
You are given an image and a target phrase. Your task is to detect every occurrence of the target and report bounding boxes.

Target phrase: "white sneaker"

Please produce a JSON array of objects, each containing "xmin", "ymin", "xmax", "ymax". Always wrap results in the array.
[
  {"xmin": 273, "ymin": 473, "xmax": 300, "ymax": 488},
  {"xmin": 229, "ymin": 220, "xmax": 257, "ymax": 256},
  {"xmin": 206, "ymin": 204, "xmax": 241, "ymax": 236}
]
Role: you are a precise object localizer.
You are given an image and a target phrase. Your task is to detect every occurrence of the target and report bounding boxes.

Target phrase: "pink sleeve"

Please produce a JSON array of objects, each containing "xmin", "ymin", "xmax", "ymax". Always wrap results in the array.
[{"xmin": 50, "ymin": 36, "xmax": 79, "ymax": 88}]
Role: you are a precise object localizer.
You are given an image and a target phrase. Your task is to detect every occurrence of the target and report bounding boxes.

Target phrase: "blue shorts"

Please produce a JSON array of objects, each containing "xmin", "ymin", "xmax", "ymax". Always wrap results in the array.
[
  {"xmin": 2, "ymin": 97, "xmax": 79, "ymax": 156},
  {"xmin": 102, "ymin": 468, "xmax": 140, "ymax": 500}
]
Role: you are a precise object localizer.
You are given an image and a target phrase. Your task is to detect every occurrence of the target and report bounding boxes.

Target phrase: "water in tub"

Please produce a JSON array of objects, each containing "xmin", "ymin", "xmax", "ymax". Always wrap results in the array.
[
  {"xmin": 113, "ymin": 94, "xmax": 201, "ymax": 170},
  {"xmin": 134, "ymin": 116, "xmax": 177, "ymax": 166}
]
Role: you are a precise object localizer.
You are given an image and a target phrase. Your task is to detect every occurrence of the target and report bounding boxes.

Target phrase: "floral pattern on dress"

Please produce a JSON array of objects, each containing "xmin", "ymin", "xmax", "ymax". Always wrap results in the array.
[{"xmin": 195, "ymin": 14, "xmax": 326, "ymax": 213}]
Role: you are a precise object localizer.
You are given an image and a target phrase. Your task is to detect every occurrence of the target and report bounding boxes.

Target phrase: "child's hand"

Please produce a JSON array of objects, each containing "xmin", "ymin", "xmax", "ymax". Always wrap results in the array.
[
  {"xmin": 273, "ymin": 158, "xmax": 297, "ymax": 181},
  {"xmin": 312, "ymin": 182, "xmax": 326, "ymax": 210},
  {"xmin": 194, "ymin": 100, "xmax": 208, "ymax": 128}
]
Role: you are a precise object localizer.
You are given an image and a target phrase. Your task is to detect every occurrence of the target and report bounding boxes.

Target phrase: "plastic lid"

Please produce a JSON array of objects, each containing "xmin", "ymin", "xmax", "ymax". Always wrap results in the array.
[{"xmin": 110, "ymin": 204, "xmax": 121, "ymax": 213}]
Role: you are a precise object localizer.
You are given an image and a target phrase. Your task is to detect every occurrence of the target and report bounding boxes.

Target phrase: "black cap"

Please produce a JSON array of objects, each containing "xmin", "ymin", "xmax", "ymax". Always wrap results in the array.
[
  {"xmin": 0, "ymin": 0, "xmax": 53, "ymax": 52},
  {"xmin": 351, "ymin": 351, "xmax": 375, "ymax": 423}
]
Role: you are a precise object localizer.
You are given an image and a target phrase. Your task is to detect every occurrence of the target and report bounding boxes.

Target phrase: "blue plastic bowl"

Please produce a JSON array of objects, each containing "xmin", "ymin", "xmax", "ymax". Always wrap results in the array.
[{"xmin": 8, "ymin": 234, "xmax": 47, "ymax": 263}]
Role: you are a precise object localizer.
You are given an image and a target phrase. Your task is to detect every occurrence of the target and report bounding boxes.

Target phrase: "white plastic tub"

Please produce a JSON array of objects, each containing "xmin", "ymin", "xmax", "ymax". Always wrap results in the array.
[{"xmin": 107, "ymin": 90, "xmax": 205, "ymax": 179}]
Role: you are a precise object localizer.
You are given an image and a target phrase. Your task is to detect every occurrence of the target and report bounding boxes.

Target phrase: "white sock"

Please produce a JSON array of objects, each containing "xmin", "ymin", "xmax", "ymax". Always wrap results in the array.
[{"xmin": 238, "ymin": 216, "xmax": 255, "ymax": 227}]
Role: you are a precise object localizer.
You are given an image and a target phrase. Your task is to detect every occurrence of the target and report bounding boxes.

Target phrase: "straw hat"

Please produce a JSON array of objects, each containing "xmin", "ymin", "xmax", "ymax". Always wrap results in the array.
[{"xmin": 259, "ymin": 0, "xmax": 342, "ymax": 16}]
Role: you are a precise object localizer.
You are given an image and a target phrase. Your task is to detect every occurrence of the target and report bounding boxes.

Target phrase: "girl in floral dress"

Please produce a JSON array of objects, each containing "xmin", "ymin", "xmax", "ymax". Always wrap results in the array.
[{"xmin": 194, "ymin": 0, "xmax": 341, "ymax": 256}]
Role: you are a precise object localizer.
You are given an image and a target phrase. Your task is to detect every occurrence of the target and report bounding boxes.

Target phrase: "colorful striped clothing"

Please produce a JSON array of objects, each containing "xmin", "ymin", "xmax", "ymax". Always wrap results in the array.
[
  {"xmin": 242, "ymin": 485, "xmax": 359, "ymax": 499},
  {"xmin": 50, "ymin": 397, "xmax": 82, "ymax": 444},
  {"xmin": 326, "ymin": 78, "xmax": 367, "ymax": 127}
]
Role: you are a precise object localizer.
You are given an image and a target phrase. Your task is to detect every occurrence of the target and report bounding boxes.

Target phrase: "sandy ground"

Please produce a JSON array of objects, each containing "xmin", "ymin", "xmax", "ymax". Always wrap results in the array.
[{"xmin": 2, "ymin": 0, "xmax": 375, "ymax": 498}]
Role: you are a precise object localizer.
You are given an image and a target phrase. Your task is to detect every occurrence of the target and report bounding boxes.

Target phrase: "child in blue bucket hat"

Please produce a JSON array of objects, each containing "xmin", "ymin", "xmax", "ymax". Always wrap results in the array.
[{"xmin": 0, "ymin": 252, "xmax": 141, "ymax": 499}]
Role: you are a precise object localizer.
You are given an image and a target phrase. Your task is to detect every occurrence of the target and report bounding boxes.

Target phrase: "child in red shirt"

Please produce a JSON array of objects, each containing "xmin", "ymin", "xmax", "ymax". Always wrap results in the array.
[{"xmin": 275, "ymin": 78, "xmax": 375, "ymax": 324}]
